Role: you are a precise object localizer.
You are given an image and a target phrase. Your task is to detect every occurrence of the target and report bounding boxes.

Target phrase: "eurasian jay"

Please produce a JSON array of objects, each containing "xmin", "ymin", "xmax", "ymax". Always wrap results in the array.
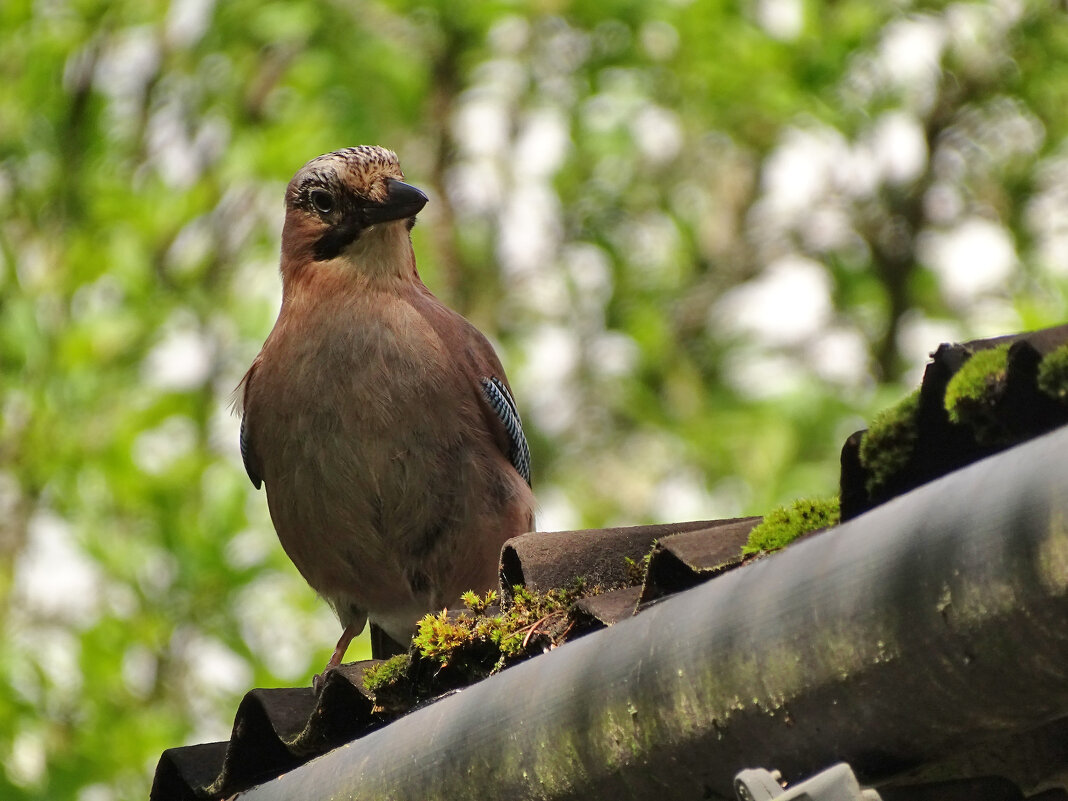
[{"xmin": 237, "ymin": 146, "xmax": 535, "ymax": 677}]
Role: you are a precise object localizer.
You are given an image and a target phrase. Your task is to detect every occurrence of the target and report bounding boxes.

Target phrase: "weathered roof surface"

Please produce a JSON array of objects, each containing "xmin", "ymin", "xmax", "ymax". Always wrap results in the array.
[
  {"xmin": 150, "ymin": 518, "xmax": 762, "ymax": 801},
  {"xmin": 500, "ymin": 518, "xmax": 751, "ymax": 598},
  {"xmin": 150, "ymin": 326, "xmax": 1068, "ymax": 801},
  {"xmin": 153, "ymin": 423, "xmax": 1068, "ymax": 801},
  {"xmin": 151, "ymin": 666, "xmax": 380, "ymax": 801}
]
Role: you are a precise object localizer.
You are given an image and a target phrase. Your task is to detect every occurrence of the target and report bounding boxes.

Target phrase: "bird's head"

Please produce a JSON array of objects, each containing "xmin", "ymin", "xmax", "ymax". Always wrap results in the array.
[{"xmin": 280, "ymin": 146, "xmax": 429, "ymax": 280}]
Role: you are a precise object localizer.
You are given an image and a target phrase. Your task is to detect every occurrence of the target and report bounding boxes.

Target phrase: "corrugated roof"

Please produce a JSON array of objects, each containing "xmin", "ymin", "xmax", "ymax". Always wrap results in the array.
[
  {"xmin": 151, "ymin": 517, "xmax": 762, "ymax": 801},
  {"xmin": 157, "ymin": 425, "xmax": 1068, "ymax": 801}
]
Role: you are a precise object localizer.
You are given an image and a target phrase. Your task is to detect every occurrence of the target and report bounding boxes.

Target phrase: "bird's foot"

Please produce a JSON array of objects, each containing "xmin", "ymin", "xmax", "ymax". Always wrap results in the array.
[{"xmin": 312, "ymin": 666, "xmax": 335, "ymax": 696}]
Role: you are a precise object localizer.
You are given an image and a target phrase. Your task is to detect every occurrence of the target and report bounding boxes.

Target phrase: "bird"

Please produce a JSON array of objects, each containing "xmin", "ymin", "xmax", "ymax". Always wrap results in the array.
[{"xmin": 237, "ymin": 146, "xmax": 534, "ymax": 679}]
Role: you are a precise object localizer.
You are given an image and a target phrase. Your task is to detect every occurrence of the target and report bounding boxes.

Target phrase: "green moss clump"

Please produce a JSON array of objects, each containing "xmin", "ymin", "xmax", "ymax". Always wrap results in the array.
[
  {"xmin": 944, "ymin": 344, "xmax": 1011, "ymax": 444},
  {"xmin": 359, "ymin": 583, "xmax": 599, "ymax": 714},
  {"xmin": 742, "ymin": 497, "xmax": 840, "ymax": 555},
  {"xmin": 460, "ymin": 588, "xmax": 497, "ymax": 615},
  {"xmin": 411, "ymin": 610, "xmax": 472, "ymax": 663},
  {"xmin": 858, "ymin": 388, "xmax": 920, "ymax": 496},
  {"xmin": 414, "ymin": 582, "xmax": 591, "ymax": 669},
  {"xmin": 1038, "ymin": 343, "xmax": 1068, "ymax": 402},
  {"xmin": 363, "ymin": 653, "xmax": 411, "ymax": 693}
]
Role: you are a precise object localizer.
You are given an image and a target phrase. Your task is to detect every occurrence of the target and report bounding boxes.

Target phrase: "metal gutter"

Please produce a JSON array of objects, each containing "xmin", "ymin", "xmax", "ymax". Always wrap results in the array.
[{"xmin": 238, "ymin": 426, "xmax": 1068, "ymax": 801}]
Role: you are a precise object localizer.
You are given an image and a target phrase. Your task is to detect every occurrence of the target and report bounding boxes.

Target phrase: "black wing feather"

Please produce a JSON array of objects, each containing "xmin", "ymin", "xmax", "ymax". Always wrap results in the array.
[{"xmin": 239, "ymin": 413, "xmax": 262, "ymax": 489}]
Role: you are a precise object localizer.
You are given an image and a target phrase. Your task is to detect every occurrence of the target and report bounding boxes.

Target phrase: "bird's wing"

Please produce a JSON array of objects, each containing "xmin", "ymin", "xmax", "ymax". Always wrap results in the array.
[
  {"xmin": 479, "ymin": 375, "xmax": 531, "ymax": 486},
  {"xmin": 412, "ymin": 288, "xmax": 532, "ymax": 487},
  {"xmin": 235, "ymin": 365, "xmax": 264, "ymax": 490}
]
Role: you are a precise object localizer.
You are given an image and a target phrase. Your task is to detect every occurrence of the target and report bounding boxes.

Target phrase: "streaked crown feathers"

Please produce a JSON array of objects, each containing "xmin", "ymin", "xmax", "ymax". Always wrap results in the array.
[{"xmin": 286, "ymin": 146, "xmax": 403, "ymax": 207}]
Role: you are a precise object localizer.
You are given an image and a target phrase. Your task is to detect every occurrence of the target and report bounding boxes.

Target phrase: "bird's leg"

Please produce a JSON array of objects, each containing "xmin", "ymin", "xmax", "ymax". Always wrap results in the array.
[
  {"xmin": 312, "ymin": 622, "xmax": 360, "ymax": 694},
  {"xmin": 328, "ymin": 622, "xmax": 360, "ymax": 668}
]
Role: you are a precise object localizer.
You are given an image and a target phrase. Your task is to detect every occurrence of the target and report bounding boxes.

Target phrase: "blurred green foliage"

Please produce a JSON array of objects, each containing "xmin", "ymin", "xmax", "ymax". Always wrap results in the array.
[{"xmin": 3, "ymin": 0, "xmax": 1068, "ymax": 798}]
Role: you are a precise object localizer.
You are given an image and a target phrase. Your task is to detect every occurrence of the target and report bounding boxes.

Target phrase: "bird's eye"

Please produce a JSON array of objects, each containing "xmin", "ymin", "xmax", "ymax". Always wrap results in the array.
[{"xmin": 309, "ymin": 189, "xmax": 335, "ymax": 215}]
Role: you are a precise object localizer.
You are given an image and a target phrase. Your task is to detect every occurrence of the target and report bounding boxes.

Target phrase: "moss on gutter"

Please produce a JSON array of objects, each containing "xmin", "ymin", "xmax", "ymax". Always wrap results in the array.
[{"xmin": 743, "ymin": 497, "xmax": 840, "ymax": 555}]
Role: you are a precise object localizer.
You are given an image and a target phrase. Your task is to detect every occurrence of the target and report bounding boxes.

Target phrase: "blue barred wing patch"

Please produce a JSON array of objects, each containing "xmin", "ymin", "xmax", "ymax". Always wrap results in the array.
[{"xmin": 480, "ymin": 376, "xmax": 531, "ymax": 486}]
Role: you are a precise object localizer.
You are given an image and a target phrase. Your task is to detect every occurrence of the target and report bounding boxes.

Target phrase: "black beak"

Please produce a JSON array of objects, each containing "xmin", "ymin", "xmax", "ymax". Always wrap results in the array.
[{"xmin": 363, "ymin": 178, "xmax": 429, "ymax": 224}]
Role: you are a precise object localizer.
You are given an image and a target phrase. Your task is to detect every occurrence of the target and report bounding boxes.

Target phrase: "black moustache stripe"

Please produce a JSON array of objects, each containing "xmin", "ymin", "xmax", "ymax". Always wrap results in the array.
[{"xmin": 313, "ymin": 220, "xmax": 364, "ymax": 261}]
